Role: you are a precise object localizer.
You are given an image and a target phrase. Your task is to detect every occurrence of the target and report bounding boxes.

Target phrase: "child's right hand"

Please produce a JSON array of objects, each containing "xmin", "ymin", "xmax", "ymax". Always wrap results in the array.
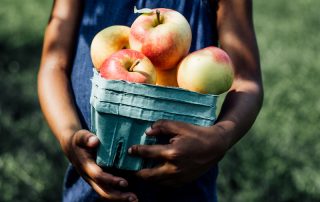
[{"xmin": 64, "ymin": 129, "xmax": 138, "ymax": 202}]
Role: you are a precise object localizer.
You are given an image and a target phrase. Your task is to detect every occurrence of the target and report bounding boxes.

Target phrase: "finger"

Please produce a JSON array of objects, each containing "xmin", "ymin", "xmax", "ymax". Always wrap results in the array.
[
  {"xmin": 79, "ymin": 157, "xmax": 137, "ymax": 201},
  {"xmin": 128, "ymin": 144, "xmax": 173, "ymax": 160},
  {"xmin": 74, "ymin": 130, "xmax": 100, "ymax": 148},
  {"xmin": 146, "ymin": 119, "xmax": 188, "ymax": 137},
  {"xmin": 83, "ymin": 161, "xmax": 129, "ymax": 189},
  {"xmin": 88, "ymin": 179, "xmax": 138, "ymax": 202},
  {"xmin": 136, "ymin": 162, "xmax": 178, "ymax": 182}
]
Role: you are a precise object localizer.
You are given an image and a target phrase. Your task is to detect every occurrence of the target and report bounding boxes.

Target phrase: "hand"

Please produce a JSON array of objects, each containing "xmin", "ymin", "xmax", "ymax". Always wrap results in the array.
[
  {"xmin": 64, "ymin": 130, "xmax": 138, "ymax": 202},
  {"xmin": 128, "ymin": 120, "xmax": 228, "ymax": 187}
]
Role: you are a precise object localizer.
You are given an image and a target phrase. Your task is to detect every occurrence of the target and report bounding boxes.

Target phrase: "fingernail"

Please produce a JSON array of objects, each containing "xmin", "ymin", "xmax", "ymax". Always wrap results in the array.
[
  {"xmin": 127, "ymin": 147, "xmax": 132, "ymax": 154},
  {"xmin": 119, "ymin": 180, "xmax": 128, "ymax": 187},
  {"xmin": 145, "ymin": 126, "xmax": 152, "ymax": 134},
  {"xmin": 88, "ymin": 136, "xmax": 99, "ymax": 145}
]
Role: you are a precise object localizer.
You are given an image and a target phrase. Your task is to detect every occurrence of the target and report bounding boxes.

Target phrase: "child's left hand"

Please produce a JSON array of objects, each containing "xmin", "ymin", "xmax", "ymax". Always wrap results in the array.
[{"xmin": 128, "ymin": 119, "xmax": 228, "ymax": 187}]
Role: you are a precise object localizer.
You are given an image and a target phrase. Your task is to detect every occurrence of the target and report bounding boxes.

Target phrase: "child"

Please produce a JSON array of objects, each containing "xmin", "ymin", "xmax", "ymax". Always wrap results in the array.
[{"xmin": 38, "ymin": 0, "xmax": 263, "ymax": 201}]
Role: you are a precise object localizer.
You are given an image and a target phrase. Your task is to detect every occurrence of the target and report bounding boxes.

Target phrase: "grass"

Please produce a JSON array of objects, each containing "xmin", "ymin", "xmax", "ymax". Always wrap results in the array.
[{"xmin": 217, "ymin": 1, "xmax": 320, "ymax": 201}]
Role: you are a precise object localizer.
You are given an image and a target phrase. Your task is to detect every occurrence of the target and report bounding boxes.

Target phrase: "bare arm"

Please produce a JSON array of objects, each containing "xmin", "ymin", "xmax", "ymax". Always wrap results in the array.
[
  {"xmin": 129, "ymin": 0, "xmax": 263, "ymax": 186},
  {"xmin": 215, "ymin": 0, "xmax": 263, "ymax": 148},
  {"xmin": 38, "ymin": 0, "xmax": 82, "ymax": 154},
  {"xmin": 38, "ymin": 1, "xmax": 138, "ymax": 201}
]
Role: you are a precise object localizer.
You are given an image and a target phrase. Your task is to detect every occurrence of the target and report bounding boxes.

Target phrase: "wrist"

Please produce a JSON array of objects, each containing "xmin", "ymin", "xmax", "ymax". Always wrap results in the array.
[
  {"xmin": 57, "ymin": 127, "xmax": 82, "ymax": 158},
  {"xmin": 199, "ymin": 123, "xmax": 233, "ymax": 166},
  {"xmin": 211, "ymin": 121, "xmax": 238, "ymax": 151}
]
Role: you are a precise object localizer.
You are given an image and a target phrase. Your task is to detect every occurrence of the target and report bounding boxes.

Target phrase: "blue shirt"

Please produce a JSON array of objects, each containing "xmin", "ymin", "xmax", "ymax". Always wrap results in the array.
[{"xmin": 65, "ymin": 0, "xmax": 219, "ymax": 201}]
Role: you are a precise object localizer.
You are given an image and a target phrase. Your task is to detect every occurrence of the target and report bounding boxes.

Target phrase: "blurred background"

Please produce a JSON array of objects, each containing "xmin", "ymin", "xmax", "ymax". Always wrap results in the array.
[{"xmin": 0, "ymin": 0, "xmax": 319, "ymax": 201}]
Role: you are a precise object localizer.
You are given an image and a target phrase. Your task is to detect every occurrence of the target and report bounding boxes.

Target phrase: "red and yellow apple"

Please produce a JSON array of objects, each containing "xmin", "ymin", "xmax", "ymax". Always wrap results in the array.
[
  {"xmin": 90, "ymin": 25, "xmax": 130, "ymax": 70},
  {"xmin": 177, "ymin": 46, "xmax": 234, "ymax": 95},
  {"xmin": 129, "ymin": 8, "xmax": 192, "ymax": 70},
  {"xmin": 100, "ymin": 49, "xmax": 156, "ymax": 84}
]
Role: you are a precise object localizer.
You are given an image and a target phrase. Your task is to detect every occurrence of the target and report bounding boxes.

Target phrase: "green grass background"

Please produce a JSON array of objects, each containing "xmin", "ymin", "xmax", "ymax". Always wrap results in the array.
[{"xmin": 0, "ymin": 0, "xmax": 319, "ymax": 201}]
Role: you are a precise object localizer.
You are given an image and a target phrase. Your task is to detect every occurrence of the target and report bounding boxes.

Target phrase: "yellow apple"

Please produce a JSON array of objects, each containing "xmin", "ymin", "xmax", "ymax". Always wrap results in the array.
[
  {"xmin": 155, "ymin": 67, "xmax": 178, "ymax": 87},
  {"xmin": 90, "ymin": 25, "xmax": 130, "ymax": 70},
  {"xmin": 177, "ymin": 46, "xmax": 234, "ymax": 95}
]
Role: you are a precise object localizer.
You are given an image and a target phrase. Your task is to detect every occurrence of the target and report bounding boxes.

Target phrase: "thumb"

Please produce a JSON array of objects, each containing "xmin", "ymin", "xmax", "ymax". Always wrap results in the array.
[{"xmin": 74, "ymin": 130, "xmax": 100, "ymax": 148}]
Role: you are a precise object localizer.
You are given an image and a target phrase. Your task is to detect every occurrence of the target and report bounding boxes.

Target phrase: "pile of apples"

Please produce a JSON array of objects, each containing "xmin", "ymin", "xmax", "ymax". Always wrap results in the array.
[{"xmin": 91, "ymin": 8, "xmax": 234, "ymax": 95}]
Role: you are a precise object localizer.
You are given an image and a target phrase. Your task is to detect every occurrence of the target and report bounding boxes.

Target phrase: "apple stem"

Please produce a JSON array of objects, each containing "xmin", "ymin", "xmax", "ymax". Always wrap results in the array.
[
  {"xmin": 156, "ymin": 10, "xmax": 161, "ymax": 24},
  {"xmin": 129, "ymin": 60, "xmax": 140, "ymax": 72}
]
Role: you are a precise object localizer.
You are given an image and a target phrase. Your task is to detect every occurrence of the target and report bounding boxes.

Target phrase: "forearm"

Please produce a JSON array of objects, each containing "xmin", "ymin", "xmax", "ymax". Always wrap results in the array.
[
  {"xmin": 38, "ymin": 68, "xmax": 82, "ymax": 153},
  {"xmin": 38, "ymin": 0, "xmax": 83, "ymax": 154},
  {"xmin": 213, "ymin": 0, "xmax": 263, "ymax": 149},
  {"xmin": 214, "ymin": 79, "xmax": 263, "ymax": 149}
]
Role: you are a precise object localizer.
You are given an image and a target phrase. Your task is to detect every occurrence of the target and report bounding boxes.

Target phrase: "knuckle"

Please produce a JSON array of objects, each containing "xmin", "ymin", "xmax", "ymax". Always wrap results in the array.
[
  {"xmin": 137, "ymin": 170, "xmax": 152, "ymax": 180},
  {"xmin": 154, "ymin": 119, "xmax": 168, "ymax": 129},
  {"xmin": 110, "ymin": 178, "xmax": 123, "ymax": 187},
  {"xmin": 133, "ymin": 145, "xmax": 150, "ymax": 156},
  {"xmin": 171, "ymin": 165, "xmax": 182, "ymax": 174},
  {"xmin": 160, "ymin": 119, "xmax": 170, "ymax": 127},
  {"xmin": 165, "ymin": 164, "xmax": 181, "ymax": 177},
  {"xmin": 165, "ymin": 149, "xmax": 180, "ymax": 161},
  {"xmin": 131, "ymin": 145, "xmax": 142, "ymax": 154}
]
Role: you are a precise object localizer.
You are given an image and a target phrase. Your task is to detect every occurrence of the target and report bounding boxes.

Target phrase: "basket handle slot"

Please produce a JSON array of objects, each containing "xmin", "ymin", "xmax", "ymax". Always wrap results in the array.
[{"xmin": 112, "ymin": 141, "xmax": 123, "ymax": 167}]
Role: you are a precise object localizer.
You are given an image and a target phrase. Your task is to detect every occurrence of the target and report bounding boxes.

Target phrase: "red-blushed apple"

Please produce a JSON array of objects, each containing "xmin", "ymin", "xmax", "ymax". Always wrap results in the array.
[
  {"xmin": 129, "ymin": 8, "xmax": 192, "ymax": 70},
  {"xmin": 90, "ymin": 25, "xmax": 130, "ymax": 70},
  {"xmin": 100, "ymin": 49, "xmax": 157, "ymax": 84},
  {"xmin": 177, "ymin": 46, "xmax": 234, "ymax": 95}
]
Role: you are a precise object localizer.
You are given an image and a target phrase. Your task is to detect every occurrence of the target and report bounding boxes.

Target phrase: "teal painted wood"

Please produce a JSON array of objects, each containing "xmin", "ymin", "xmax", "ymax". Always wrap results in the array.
[{"xmin": 90, "ymin": 70, "xmax": 218, "ymax": 171}]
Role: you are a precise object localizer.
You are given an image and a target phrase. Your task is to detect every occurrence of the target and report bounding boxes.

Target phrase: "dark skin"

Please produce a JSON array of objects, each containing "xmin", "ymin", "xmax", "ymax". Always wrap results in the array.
[
  {"xmin": 38, "ymin": 0, "xmax": 263, "ymax": 201},
  {"xmin": 130, "ymin": 0, "xmax": 263, "ymax": 187}
]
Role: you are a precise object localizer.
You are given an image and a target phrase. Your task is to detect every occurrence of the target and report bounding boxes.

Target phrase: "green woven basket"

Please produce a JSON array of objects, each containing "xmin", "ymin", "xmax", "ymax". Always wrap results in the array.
[{"xmin": 90, "ymin": 70, "xmax": 218, "ymax": 171}]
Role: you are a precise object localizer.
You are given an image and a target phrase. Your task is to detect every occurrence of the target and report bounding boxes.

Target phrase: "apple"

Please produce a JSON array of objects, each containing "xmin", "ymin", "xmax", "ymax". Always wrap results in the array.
[
  {"xmin": 129, "ymin": 8, "xmax": 192, "ymax": 70},
  {"xmin": 177, "ymin": 46, "xmax": 234, "ymax": 95},
  {"xmin": 90, "ymin": 25, "xmax": 130, "ymax": 70},
  {"xmin": 155, "ymin": 67, "xmax": 178, "ymax": 87},
  {"xmin": 100, "ymin": 49, "xmax": 156, "ymax": 84}
]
